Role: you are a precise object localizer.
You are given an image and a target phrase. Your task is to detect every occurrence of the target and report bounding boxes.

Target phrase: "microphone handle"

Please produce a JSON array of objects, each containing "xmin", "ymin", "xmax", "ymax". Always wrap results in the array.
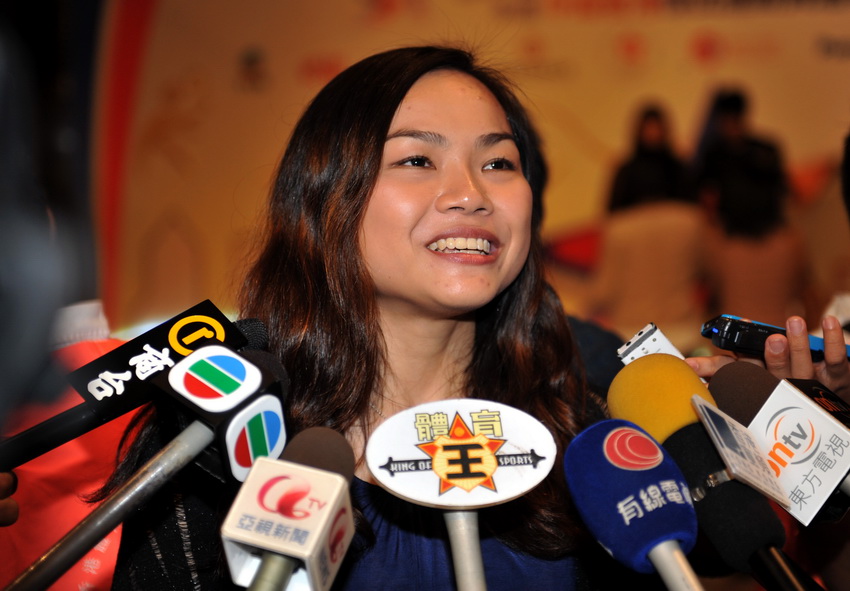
[
  {"xmin": 749, "ymin": 546, "xmax": 825, "ymax": 591},
  {"xmin": 6, "ymin": 420, "xmax": 215, "ymax": 591},
  {"xmin": 647, "ymin": 539, "xmax": 705, "ymax": 591},
  {"xmin": 0, "ymin": 403, "xmax": 101, "ymax": 470},
  {"xmin": 444, "ymin": 510, "xmax": 487, "ymax": 591},
  {"xmin": 248, "ymin": 551, "xmax": 298, "ymax": 591}
]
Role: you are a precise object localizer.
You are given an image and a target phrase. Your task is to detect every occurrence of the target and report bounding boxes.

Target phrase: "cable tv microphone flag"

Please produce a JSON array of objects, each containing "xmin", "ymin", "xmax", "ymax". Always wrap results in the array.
[
  {"xmin": 221, "ymin": 427, "xmax": 355, "ymax": 591},
  {"xmin": 364, "ymin": 399, "xmax": 556, "ymax": 591},
  {"xmin": 564, "ymin": 418, "xmax": 701, "ymax": 591},
  {"xmin": 0, "ymin": 299, "xmax": 249, "ymax": 471}
]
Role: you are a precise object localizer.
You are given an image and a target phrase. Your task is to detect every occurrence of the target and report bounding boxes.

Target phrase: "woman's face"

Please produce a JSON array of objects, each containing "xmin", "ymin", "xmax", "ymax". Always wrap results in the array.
[{"xmin": 360, "ymin": 69, "xmax": 532, "ymax": 320}]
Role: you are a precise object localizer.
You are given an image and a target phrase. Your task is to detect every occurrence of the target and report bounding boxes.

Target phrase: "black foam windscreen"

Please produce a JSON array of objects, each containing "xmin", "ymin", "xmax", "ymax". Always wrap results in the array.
[
  {"xmin": 235, "ymin": 317, "xmax": 270, "ymax": 351},
  {"xmin": 708, "ymin": 361, "xmax": 779, "ymax": 425},
  {"xmin": 663, "ymin": 423, "xmax": 786, "ymax": 573}
]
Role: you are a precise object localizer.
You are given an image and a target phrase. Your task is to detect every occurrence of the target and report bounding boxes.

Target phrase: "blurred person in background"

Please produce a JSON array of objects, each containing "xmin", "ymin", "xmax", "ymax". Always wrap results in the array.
[
  {"xmin": 588, "ymin": 101, "xmax": 708, "ymax": 354},
  {"xmin": 606, "ymin": 102, "xmax": 693, "ymax": 213},
  {"xmin": 688, "ymin": 129, "xmax": 850, "ymax": 591},
  {"xmin": 0, "ymin": 7, "xmax": 134, "ymax": 589},
  {"xmin": 694, "ymin": 87, "xmax": 823, "ymax": 327}
]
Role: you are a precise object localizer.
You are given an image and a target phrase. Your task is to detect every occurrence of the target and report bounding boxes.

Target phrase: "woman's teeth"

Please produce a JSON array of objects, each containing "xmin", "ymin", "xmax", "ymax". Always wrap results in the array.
[{"xmin": 427, "ymin": 237, "xmax": 491, "ymax": 254}]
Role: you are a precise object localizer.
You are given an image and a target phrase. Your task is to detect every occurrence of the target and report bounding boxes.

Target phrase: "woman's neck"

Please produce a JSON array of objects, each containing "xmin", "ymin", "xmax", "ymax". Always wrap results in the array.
[
  {"xmin": 349, "ymin": 309, "xmax": 476, "ymax": 483},
  {"xmin": 374, "ymin": 312, "xmax": 475, "ymax": 415}
]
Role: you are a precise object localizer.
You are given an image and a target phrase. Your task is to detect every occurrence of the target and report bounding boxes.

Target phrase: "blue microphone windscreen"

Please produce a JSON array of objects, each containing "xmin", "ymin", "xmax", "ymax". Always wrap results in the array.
[{"xmin": 564, "ymin": 419, "xmax": 698, "ymax": 573}]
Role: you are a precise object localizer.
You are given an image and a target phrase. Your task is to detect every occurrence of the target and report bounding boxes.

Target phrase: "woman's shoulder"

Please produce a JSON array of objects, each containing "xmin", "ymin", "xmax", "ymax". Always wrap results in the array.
[{"xmin": 566, "ymin": 314, "xmax": 624, "ymax": 395}]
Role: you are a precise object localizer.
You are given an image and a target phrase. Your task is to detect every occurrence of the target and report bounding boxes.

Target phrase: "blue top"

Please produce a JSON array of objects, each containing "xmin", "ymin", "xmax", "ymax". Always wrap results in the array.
[{"xmin": 332, "ymin": 477, "xmax": 662, "ymax": 590}]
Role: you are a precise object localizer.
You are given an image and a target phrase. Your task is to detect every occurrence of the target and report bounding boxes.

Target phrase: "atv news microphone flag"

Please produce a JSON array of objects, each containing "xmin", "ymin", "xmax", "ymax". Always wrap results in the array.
[
  {"xmin": 564, "ymin": 419, "xmax": 702, "ymax": 591},
  {"xmin": 221, "ymin": 427, "xmax": 356, "ymax": 591},
  {"xmin": 7, "ymin": 340, "xmax": 287, "ymax": 591},
  {"xmin": 0, "ymin": 299, "xmax": 248, "ymax": 470},
  {"xmin": 364, "ymin": 399, "xmax": 557, "ymax": 591}
]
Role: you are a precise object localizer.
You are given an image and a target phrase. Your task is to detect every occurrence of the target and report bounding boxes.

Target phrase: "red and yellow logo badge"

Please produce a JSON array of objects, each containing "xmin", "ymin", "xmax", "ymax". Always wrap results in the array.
[{"xmin": 417, "ymin": 414, "xmax": 505, "ymax": 494}]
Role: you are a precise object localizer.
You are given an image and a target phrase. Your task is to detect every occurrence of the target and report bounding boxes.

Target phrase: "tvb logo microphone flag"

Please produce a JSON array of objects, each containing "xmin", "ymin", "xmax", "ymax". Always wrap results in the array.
[
  {"xmin": 233, "ymin": 405, "xmax": 285, "ymax": 468},
  {"xmin": 169, "ymin": 344, "xmax": 263, "ymax": 413},
  {"xmin": 169, "ymin": 344, "xmax": 286, "ymax": 481}
]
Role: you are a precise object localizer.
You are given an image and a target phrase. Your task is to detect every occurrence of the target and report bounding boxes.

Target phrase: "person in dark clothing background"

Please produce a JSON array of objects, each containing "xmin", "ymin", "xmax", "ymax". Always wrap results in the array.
[
  {"xmin": 694, "ymin": 88, "xmax": 789, "ymax": 237},
  {"xmin": 606, "ymin": 103, "xmax": 692, "ymax": 213},
  {"xmin": 694, "ymin": 87, "xmax": 820, "ymax": 326}
]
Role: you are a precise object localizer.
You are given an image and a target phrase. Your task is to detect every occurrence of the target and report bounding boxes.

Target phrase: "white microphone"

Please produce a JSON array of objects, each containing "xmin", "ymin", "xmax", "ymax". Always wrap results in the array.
[
  {"xmin": 221, "ymin": 426, "xmax": 356, "ymax": 591},
  {"xmin": 364, "ymin": 398, "xmax": 557, "ymax": 591}
]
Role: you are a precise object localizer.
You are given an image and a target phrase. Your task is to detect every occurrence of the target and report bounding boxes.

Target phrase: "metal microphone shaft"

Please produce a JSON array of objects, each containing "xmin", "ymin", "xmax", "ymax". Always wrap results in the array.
[
  {"xmin": 749, "ymin": 547, "xmax": 825, "ymax": 591},
  {"xmin": 444, "ymin": 509, "xmax": 487, "ymax": 591},
  {"xmin": 248, "ymin": 551, "xmax": 297, "ymax": 591},
  {"xmin": 7, "ymin": 420, "xmax": 215, "ymax": 591}
]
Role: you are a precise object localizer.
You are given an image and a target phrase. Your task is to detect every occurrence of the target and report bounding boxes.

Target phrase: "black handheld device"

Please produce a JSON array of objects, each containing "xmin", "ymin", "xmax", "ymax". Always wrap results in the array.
[{"xmin": 701, "ymin": 314, "xmax": 850, "ymax": 362}]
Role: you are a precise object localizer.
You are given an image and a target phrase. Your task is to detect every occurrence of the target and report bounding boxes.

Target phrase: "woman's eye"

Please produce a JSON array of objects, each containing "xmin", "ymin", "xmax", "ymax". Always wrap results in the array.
[
  {"xmin": 484, "ymin": 158, "xmax": 517, "ymax": 171},
  {"xmin": 399, "ymin": 155, "xmax": 432, "ymax": 167}
]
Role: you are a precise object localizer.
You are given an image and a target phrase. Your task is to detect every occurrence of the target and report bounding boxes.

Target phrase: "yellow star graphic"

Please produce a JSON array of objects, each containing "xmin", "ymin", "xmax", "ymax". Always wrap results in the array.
[{"xmin": 417, "ymin": 413, "xmax": 505, "ymax": 494}]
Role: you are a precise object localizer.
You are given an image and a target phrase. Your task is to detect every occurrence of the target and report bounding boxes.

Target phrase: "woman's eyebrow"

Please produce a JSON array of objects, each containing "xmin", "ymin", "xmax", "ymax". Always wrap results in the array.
[
  {"xmin": 385, "ymin": 129, "xmax": 447, "ymax": 146},
  {"xmin": 385, "ymin": 129, "xmax": 516, "ymax": 148},
  {"xmin": 477, "ymin": 132, "xmax": 516, "ymax": 148}
]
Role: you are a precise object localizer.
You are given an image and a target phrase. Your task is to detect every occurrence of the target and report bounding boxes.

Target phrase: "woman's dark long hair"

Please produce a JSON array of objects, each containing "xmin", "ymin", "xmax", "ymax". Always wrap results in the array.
[{"xmin": 240, "ymin": 45, "xmax": 595, "ymax": 557}]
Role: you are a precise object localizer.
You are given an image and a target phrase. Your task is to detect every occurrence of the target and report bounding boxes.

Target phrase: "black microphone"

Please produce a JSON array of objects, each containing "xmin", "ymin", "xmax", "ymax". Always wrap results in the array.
[
  {"xmin": 0, "ymin": 300, "xmax": 256, "ymax": 471},
  {"xmin": 609, "ymin": 354, "xmax": 825, "ymax": 591},
  {"xmin": 6, "ymin": 339, "xmax": 289, "ymax": 591},
  {"xmin": 221, "ymin": 426, "xmax": 356, "ymax": 590}
]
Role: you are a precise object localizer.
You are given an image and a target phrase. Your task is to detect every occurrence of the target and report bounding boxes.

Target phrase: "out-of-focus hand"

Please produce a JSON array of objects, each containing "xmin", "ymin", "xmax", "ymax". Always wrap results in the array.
[
  {"xmin": 684, "ymin": 353, "xmax": 739, "ymax": 379},
  {"xmin": 762, "ymin": 315, "xmax": 850, "ymax": 402},
  {"xmin": 0, "ymin": 471, "xmax": 19, "ymax": 526}
]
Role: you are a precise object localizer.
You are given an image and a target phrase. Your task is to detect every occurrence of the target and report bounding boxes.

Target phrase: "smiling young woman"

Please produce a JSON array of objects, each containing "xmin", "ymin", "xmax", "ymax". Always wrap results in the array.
[{"xmin": 100, "ymin": 46, "xmax": 659, "ymax": 590}]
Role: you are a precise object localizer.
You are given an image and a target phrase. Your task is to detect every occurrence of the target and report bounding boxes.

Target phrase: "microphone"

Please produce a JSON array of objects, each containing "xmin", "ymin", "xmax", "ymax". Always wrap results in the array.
[
  {"xmin": 221, "ymin": 426, "xmax": 356, "ymax": 591},
  {"xmin": 608, "ymin": 354, "xmax": 824, "ymax": 590},
  {"xmin": 707, "ymin": 361, "xmax": 850, "ymax": 524},
  {"xmin": 564, "ymin": 418, "xmax": 702, "ymax": 591},
  {"xmin": 364, "ymin": 398, "xmax": 557, "ymax": 591},
  {"xmin": 6, "ymin": 340, "xmax": 288, "ymax": 590},
  {"xmin": 0, "ymin": 300, "xmax": 256, "ymax": 471}
]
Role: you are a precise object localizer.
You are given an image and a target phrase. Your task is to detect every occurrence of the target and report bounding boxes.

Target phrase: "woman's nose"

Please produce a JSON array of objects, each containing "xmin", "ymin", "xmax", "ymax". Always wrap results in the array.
[{"xmin": 435, "ymin": 166, "xmax": 492, "ymax": 214}]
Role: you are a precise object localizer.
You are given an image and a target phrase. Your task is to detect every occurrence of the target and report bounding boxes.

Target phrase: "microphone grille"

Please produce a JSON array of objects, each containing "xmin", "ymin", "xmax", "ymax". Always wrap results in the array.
[{"xmin": 235, "ymin": 317, "xmax": 270, "ymax": 351}]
